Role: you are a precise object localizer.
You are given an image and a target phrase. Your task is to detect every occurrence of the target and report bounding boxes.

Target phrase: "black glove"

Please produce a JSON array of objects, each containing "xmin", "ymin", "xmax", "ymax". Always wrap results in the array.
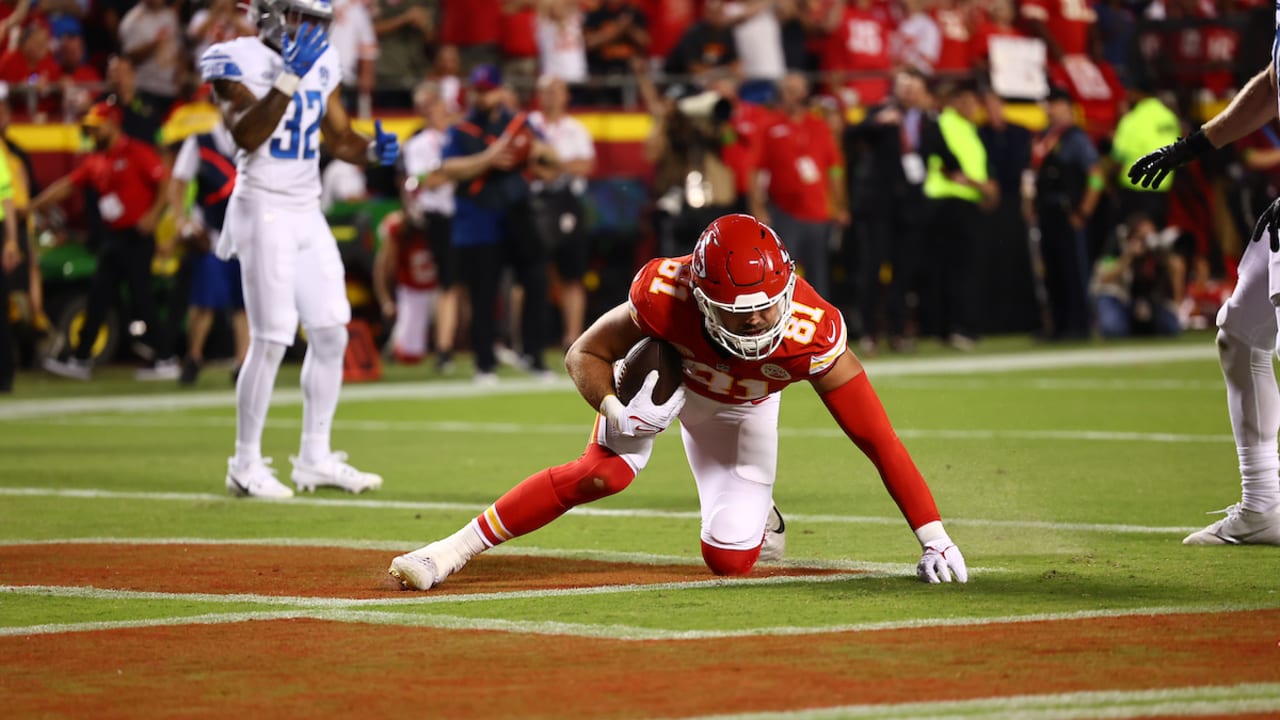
[
  {"xmin": 1251, "ymin": 196, "xmax": 1280, "ymax": 252},
  {"xmin": 1126, "ymin": 130, "xmax": 1213, "ymax": 190}
]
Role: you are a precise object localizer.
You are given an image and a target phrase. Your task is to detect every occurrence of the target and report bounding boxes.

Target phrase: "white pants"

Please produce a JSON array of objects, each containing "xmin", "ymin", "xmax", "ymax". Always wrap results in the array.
[
  {"xmin": 392, "ymin": 286, "xmax": 437, "ymax": 360},
  {"xmin": 597, "ymin": 390, "xmax": 780, "ymax": 550},
  {"xmin": 225, "ymin": 195, "xmax": 351, "ymax": 345}
]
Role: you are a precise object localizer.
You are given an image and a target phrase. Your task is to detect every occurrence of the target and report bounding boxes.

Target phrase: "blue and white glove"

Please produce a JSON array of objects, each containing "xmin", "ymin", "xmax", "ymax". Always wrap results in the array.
[
  {"xmin": 915, "ymin": 521, "xmax": 968, "ymax": 584},
  {"xmin": 281, "ymin": 22, "xmax": 328, "ymax": 79},
  {"xmin": 368, "ymin": 120, "xmax": 400, "ymax": 166},
  {"xmin": 599, "ymin": 371, "xmax": 686, "ymax": 437}
]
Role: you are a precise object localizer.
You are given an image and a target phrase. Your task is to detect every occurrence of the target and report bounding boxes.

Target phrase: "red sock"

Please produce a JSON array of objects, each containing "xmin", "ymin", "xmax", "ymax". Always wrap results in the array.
[
  {"xmin": 701, "ymin": 541, "xmax": 761, "ymax": 576},
  {"xmin": 474, "ymin": 444, "xmax": 635, "ymax": 546}
]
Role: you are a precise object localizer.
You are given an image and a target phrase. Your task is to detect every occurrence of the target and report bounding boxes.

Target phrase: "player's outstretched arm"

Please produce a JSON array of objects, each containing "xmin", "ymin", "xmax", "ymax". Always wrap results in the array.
[
  {"xmin": 566, "ymin": 302, "xmax": 648, "ymax": 413},
  {"xmin": 1129, "ymin": 64, "xmax": 1278, "ymax": 189},
  {"xmin": 812, "ymin": 350, "xmax": 968, "ymax": 583}
]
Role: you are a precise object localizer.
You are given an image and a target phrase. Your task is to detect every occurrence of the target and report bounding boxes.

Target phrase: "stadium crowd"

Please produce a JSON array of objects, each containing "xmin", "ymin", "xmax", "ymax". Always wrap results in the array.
[{"xmin": 0, "ymin": 0, "xmax": 1269, "ymax": 391}]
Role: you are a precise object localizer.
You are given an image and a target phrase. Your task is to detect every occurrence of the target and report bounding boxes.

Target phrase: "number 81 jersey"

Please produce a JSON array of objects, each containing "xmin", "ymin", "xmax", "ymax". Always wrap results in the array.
[
  {"xmin": 628, "ymin": 255, "xmax": 848, "ymax": 404},
  {"xmin": 199, "ymin": 37, "xmax": 341, "ymax": 206}
]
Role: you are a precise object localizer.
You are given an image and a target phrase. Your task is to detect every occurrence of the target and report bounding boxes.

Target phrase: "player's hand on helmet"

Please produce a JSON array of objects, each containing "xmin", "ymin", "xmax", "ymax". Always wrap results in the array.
[
  {"xmin": 917, "ymin": 535, "xmax": 968, "ymax": 584},
  {"xmin": 1126, "ymin": 130, "xmax": 1212, "ymax": 190},
  {"xmin": 1250, "ymin": 196, "xmax": 1280, "ymax": 252},
  {"xmin": 600, "ymin": 370, "xmax": 686, "ymax": 437},
  {"xmin": 369, "ymin": 120, "xmax": 399, "ymax": 166},
  {"xmin": 281, "ymin": 21, "xmax": 328, "ymax": 78}
]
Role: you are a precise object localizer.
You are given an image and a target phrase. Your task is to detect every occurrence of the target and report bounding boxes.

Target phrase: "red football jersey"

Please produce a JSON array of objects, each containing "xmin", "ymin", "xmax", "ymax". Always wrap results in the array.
[
  {"xmin": 825, "ymin": 5, "xmax": 895, "ymax": 106},
  {"xmin": 379, "ymin": 213, "xmax": 438, "ymax": 291},
  {"xmin": 1019, "ymin": 0, "xmax": 1095, "ymax": 56},
  {"xmin": 627, "ymin": 255, "xmax": 848, "ymax": 404}
]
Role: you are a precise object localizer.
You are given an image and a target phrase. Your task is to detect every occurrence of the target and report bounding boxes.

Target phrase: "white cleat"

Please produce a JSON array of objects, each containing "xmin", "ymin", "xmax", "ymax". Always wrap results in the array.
[
  {"xmin": 759, "ymin": 504, "xmax": 787, "ymax": 562},
  {"xmin": 1183, "ymin": 504, "xmax": 1280, "ymax": 546},
  {"xmin": 42, "ymin": 356, "xmax": 92, "ymax": 381},
  {"xmin": 290, "ymin": 451, "xmax": 383, "ymax": 494},
  {"xmin": 225, "ymin": 458, "xmax": 294, "ymax": 499},
  {"xmin": 388, "ymin": 543, "xmax": 464, "ymax": 591}
]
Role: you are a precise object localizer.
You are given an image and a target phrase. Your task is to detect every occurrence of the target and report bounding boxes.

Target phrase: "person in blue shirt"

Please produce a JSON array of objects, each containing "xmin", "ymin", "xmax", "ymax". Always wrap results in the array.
[{"xmin": 437, "ymin": 64, "xmax": 559, "ymax": 382}]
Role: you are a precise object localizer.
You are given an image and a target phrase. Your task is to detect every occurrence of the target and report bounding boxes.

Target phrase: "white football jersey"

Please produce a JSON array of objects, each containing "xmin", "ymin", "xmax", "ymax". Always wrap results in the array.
[{"xmin": 200, "ymin": 36, "xmax": 342, "ymax": 207}]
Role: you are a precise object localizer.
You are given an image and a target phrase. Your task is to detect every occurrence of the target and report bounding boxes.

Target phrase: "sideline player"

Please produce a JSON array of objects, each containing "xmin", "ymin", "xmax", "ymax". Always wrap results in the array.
[
  {"xmin": 372, "ymin": 208, "xmax": 438, "ymax": 363},
  {"xmin": 1127, "ymin": 31, "xmax": 1280, "ymax": 545},
  {"xmin": 389, "ymin": 213, "xmax": 968, "ymax": 588},
  {"xmin": 200, "ymin": 0, "xmax": 399, "ymax": 498}
]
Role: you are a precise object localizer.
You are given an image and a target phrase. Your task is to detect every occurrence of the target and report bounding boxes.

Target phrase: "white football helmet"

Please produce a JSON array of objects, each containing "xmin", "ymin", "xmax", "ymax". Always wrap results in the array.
[
  {"xmin": 690, "ymin": 214, "xmax": 796, "ymax": 361},
  {"xmin": 250, "ymin": 0, "xmax": 333, "ymax": 49}
]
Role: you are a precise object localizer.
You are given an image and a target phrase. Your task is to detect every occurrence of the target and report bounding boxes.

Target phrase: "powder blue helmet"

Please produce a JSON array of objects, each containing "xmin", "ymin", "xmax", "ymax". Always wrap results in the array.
[{"xmin": 249, "ymin": 0, "xmax": 333, "ymax": 50}]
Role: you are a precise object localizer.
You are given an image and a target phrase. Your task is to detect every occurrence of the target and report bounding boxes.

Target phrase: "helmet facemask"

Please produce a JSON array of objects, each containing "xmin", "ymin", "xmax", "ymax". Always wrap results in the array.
[{"xmin": 693, "ymin": 273, "xmax": 795, "ymax": 361}]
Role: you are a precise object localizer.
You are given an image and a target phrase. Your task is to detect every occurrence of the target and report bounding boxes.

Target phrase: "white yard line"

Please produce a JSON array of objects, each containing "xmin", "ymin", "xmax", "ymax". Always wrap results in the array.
[
  {"xmin": 0, "ymin": 344, "xmax": 1216, "ymax": 421},
  {"xmin": 673, "ymin": 683, "xmax": 1280, "ymax": 720},
  {"xmin": 0, "ymin": 583, "xmax": 1273, "ymax": 641},
  {"xmin": 0, "ymin": 486, "xmax": 1203, "ymax": 534},
  {"xmin": 16, "ymin": 413, "xmax": 1238, "ymax": 445}
]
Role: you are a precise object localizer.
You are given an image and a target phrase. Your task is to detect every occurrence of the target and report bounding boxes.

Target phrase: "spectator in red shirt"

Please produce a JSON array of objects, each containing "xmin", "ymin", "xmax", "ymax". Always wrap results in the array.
[
  {"xmin": 931, "ymin": 0, "xmax": 975, "ymax": 75},
  {"xmin": 500, "ymin": 0, "xmax": 538, "ymax": 101},
  {"xmin": 34, "ymin": 100, "xmax": 178, "ymax": 380},
  {"xmin": 823, "ymin": 0, "xmax": 895, "ymax": 107},
  {"xmin": 0, "ymin": 22, "xmax": 62, "ymax": 119},
  {"xmin": 751, "ymin": 72, "xmax": 848, "ymax": 297}
]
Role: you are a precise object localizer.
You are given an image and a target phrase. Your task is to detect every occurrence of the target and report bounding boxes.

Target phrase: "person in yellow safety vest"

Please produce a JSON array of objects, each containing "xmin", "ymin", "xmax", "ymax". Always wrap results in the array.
[
  {"xmin": 920, "ymin": 78, "xmax": 999, "ymax": 351},
  {"xmin": 0, "ymin": 136, "xmax": 22, "ymax": 393},
  {"xmin": 1110, "ymin": 79, "xmax": 1181, "ymax": 228}
]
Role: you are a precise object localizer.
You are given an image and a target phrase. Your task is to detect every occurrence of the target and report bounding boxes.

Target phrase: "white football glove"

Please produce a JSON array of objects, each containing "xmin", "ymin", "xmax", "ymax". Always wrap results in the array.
[
  {"xmin": 599, "ymin": 370, "xmax": 686, "ymax": 437},
  {"xmin": 914, "ymin": 521, "xmax": 968, "ymax": 584}
]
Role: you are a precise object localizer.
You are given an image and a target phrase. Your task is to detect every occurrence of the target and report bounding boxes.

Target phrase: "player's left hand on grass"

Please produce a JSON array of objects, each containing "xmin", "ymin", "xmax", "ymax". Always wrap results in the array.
[
  {"xmin": 917, "ymin": 537, "xmax": 968, "ymax": 584},
  {"xmin": 369, "ymin": 120, "xmax": 399, "ymax": 166},
  {"xmin": 1250, "ymin": 195, "xmax": 1280, "ymax": 252}
]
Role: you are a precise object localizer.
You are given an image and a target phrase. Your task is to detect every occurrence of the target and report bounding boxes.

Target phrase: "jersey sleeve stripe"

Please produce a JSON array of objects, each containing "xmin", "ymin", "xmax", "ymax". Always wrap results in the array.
[
  {"xmin": 200, "ymin": 52, "xmax": 243, "ymax": 82},
  {"xmin": 809, "ymin": 312, "xmax": 848, "ymax": 375}
]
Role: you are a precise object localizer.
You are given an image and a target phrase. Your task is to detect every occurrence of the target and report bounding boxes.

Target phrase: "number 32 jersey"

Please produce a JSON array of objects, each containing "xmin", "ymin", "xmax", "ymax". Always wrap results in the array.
[
  {"xmin": 628, "ymin": 255, "xmax": 848, "ymax": 404},
  {"xmin": 199, "ymin": 37, "xmax": 341, "ymax": 207}
]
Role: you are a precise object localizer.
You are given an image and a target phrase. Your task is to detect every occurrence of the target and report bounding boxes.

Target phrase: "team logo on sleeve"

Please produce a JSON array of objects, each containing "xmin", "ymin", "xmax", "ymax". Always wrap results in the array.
[
  {"xmin": 318, "ymin": 66, "xmax": 330, "ymax": 86},
  {"xmin": 761, "ymin": 363, "xmax": 791, "ymax": 381}
]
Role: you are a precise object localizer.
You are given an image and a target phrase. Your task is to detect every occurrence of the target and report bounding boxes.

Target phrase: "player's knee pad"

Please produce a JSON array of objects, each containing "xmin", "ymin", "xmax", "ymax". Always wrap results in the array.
[
  {"xmin": 547, "ymin": 443, "xmax": 635, "ymax": 507},
  {"xmin": 700, "ymin": 541, "xmax": 761, "ymax": 577}
]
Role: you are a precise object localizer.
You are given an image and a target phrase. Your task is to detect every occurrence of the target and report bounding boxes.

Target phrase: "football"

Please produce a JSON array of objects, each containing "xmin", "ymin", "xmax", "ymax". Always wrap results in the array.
[{"xmin": 615, "ymin": 337, "xmax": 685, "ymax": 405}]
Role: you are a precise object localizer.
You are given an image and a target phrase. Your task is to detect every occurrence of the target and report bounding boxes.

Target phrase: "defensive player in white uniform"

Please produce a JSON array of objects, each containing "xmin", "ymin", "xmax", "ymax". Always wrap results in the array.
[
  {"xmin": 1127, "ymin": 11, "xmax": 1280, "ymax": 545},
  {"xmin": 200, "ymin": 0, "xmax": 399, "ymax": 498}
]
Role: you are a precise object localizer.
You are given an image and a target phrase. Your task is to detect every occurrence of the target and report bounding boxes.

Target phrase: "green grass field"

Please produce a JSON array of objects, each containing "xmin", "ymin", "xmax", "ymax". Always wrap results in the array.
[{"xmin": 4, "ymin": 331, "xmax": 1280, "ymax": 718}]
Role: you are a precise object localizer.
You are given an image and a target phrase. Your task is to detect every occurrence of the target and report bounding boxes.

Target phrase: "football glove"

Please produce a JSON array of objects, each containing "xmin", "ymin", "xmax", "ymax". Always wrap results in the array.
[
  {"xmin": 917, "ymin": 535, "xmax": 968, "ymax": 584},
  {"xmin": 1250, "ymin": 195, "xmax": 1280, "ymax": 252},
  {"xmin": 1126, "ymin": 130, "xmax": 1213, "ymax": 190},
  {"xmin": 600, "ymin": 370, "xmax": 686, "ymax": 437},
  {"xmin": 368, "ymin": 120, "xmax": 400, "ymax": 166},
  {"xmin": 282, "ymin": 22, "xmax": 328, "ymax": 78}
]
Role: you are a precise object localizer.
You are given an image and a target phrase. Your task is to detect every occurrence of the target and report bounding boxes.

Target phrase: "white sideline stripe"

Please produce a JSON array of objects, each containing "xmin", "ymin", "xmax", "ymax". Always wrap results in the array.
[
  {"xmin": 674, "ymin": 683, "xmax": 1280, "ymax": 720},
  {"xmin": 0, "ymin": 573, "xmax": 881, "ymax": 612},
  {"xmin": 882, "ymin": 377, "xmax": 1223, "ymax": 391},
  {"xmin": 0, "ymin": 537, "xmax": 914, "ymax": 573},
  {"xmin": 0, "ymin": 487, "xmax": 1203, "ymax": 535},
  {"xmin": 0, "ymin": 344, "xmax": 1216, "ymax": 421},
  {"xmin": 18, "ymin": 413, "xmax": 1238, "ymax": 445},
  {"xmin": 0, "ymin": 585, "xmax": 1274, "ymax": 640},
  {"xmin": 0, "ymin": 610, "xmax": 313, "ymax": 637}
]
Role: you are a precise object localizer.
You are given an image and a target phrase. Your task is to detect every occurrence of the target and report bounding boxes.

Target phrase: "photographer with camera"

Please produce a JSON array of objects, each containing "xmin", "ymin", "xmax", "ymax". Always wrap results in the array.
[
  {"xmin": 646, "ymin": 79, "xmax": 741, "ymax": 257},
  {"xmin": 1091, "ymin": 212, "xmax": 1185, "ymax": 338}
]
